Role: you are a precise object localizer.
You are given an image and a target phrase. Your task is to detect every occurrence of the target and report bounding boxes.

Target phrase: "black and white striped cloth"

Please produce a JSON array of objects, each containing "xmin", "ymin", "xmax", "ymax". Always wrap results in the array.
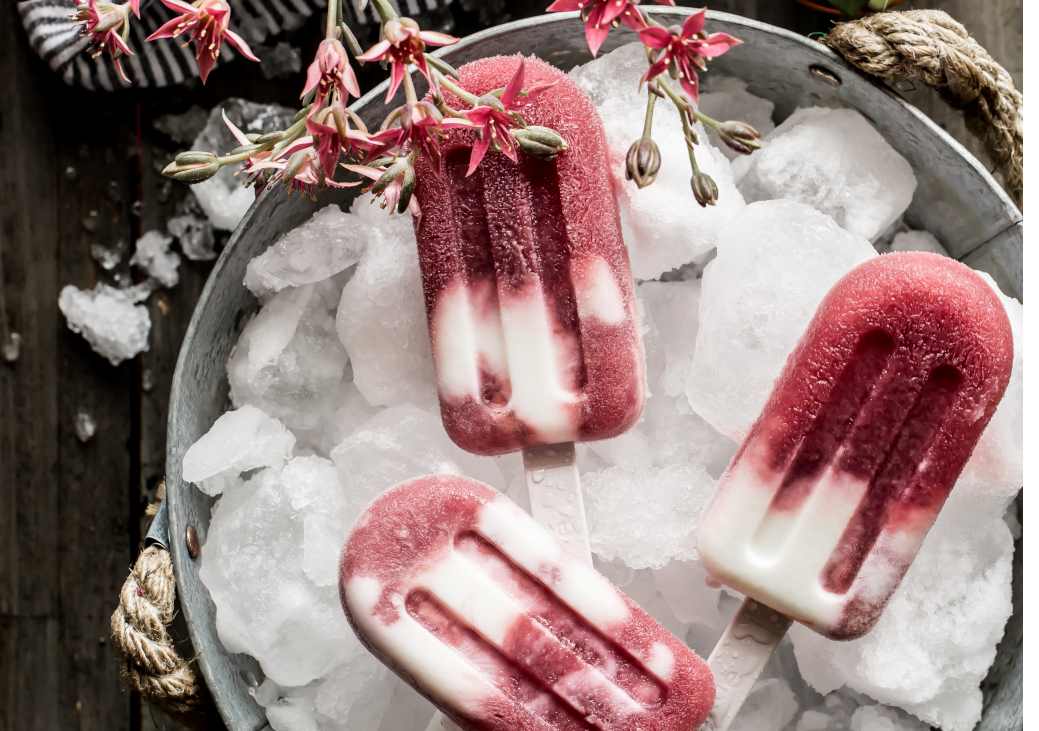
[{"xmin": 18, "ymin": 0, "xmax": 453, "ymax": 91}]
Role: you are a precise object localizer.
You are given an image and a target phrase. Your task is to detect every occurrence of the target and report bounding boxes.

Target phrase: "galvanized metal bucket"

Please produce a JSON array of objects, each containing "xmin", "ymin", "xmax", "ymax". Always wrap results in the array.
[{"xmin": 163, "ymin": 10, "xmax": 1022, "ymax": 730}]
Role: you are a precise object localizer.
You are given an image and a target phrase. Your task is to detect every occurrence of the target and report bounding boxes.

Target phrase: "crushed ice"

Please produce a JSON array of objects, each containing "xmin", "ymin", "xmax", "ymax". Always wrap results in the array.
[{"xmin": 183, "ymin": 44, "xmax": 1022, "ymax": 731}]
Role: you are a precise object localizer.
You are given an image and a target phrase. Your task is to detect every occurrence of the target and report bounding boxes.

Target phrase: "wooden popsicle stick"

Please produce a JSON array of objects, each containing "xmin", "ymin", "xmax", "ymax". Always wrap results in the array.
[
  {"xmin": 522, "ymin": 442, "xmax": 592, "ymax": 565},
  {"xmin": 703, "ymin": 598, "xmax": 792, "ymax": 731},
  {"xmin": 425, "ymin": 442, "xmax": 590, "ymax": 731}
]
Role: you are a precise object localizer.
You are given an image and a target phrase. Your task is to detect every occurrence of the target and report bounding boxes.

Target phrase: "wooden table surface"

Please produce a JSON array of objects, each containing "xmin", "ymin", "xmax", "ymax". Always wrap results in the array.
[{"xmin": 0, "ymin": 1, "xmax": 1021, "ymax": 729}]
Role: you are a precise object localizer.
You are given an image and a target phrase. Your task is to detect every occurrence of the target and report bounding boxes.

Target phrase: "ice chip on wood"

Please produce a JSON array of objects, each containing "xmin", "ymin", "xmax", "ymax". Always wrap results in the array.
[
  {"xmin": 131, "ymin": 230, "xmax": 181, "ymax": 288},
  {"xmin": 58, "ymin": 283, "xmax": 151, "ymax": 365}
]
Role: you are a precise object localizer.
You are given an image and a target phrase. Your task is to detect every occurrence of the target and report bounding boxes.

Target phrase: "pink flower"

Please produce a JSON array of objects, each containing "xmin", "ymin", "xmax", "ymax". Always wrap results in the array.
[
  {"xmin": 458, "ymin": 60, "xmax": 556, "ymax": 176},
  {"xmin": 357, "ymin": 17, "xmax": 458, "ymax": 103},
  {"xmin": 74, "ymin": 0, "xmax": 136, "ymax": 85},
  {"xmin": 368, "ymin": 101, "xmax": 472, "ymax": 165},
  {"xmin": 342, "ymin": 162, "xmax": 420, "ymax": 216},
  {"xmin": 302, "ymin": 38, "xmax": 360, "ymax": 105},
  {"xmin": 306, "ymin": 104, "xmax": 379, "ymax": 180},
  {"xmin": 547, "ymin": 0, "xmax": 675, "ymax": 56},
  {"xmin": 147, "ymin": 0, "xmax": 259, "ymax": 84},
  {"xmin": 638, "ymin": 9, "xmax": 740, "ymax": 102}
]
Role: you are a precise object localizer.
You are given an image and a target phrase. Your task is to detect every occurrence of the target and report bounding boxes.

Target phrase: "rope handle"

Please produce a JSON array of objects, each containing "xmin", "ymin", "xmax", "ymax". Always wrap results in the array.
[
  {"xmin": 825, "ymin": 9, "xmax": 1023, "ymax": 202},
  {"xmin": 110, "ymin": 9, "xmax": 1023, "ymax": 723},
  {"xmin": 111, "ymin": 489, "xmax": 208, "ymax": 722}
]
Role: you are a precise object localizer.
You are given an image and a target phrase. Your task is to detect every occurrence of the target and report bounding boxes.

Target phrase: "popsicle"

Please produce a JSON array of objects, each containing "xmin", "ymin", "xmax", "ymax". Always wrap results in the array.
[
  {"xmin": 340, "ymin": 474, "xmax": 715, "ymax": 731},
  {"xmin": 412, "ymin": 55, "xmax": 645, "ymax": 562},
  {"xmin": 696, "ymin": 252, "xmax": 1014, "ymax": 730}
]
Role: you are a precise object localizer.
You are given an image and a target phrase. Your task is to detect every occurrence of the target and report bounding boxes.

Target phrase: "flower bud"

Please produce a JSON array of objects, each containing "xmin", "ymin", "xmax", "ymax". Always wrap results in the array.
[
  {"xmin": 512, "ymin": 126, "xmax": 569, "ymax": 160},
  {"xmin": 691, "ymin": 171, "xmax": 719, "ymax": 207},
  {"xmin": 164, "ymin": 157, "xmax": 220, "ymax": 184},
  {"xmin": 717, "ymin": 120, "xmax": 762, "ymax": 156},
  {"xmin": 398, "ymin": 164, "xmax": 417, "ymax": 214},
  {"xmin": 625, "ymin": 137, "xmax": 661, "ymax": 189},
  {"xmin": 174, "ymin": 151, "xmax": 218, "ymax": 166}
]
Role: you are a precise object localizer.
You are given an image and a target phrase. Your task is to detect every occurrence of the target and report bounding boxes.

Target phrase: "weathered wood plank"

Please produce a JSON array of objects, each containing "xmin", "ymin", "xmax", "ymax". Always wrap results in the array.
[{"xmin": 0, "ymin": 1, "xmax": 137, "ymax": 728}]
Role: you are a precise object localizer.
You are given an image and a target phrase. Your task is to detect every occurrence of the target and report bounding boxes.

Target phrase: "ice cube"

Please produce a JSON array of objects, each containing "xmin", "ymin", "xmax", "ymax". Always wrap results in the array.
[
  {"xmin": 377, "ymin": 679, "xmax": 436, "ymax": 731},
  {"xmin": 791, "ymin": 512, "xmax": 1014, "ymax": 731},
  {"xmin": 335, "ymin": 197, "xmax": 436, "ymax": 408},
  {"xmin": 889, "ymin": 230, "xmax": 949, "ymax": 256},
  {"xmin": 228, "ymin": 282, "xmax": 350, "ymax": 436},
  {"xmin": 330, "ymin": 405, "xmax": 504, "ymax": 523},
  {"xmin": 131, "ymin": 230, "xmax": 181, "ymax": 288},
  {"xmin": 267, "ymin": 695, "xmax": 320, "ymax": 731},
  {"xmin": 851, "ymin": 705, "xmax": 930, "ymax": 731},
  {"xmin": 182, "ymin": 405, "xmax": 296, "ymax": 496},
  {"xmin": 590, "ymin": 278, "xmax": 738, "ymax": 474},
  {"xmin": 733, "ymin": 107, "xmax": 916, "ymax": 241},
  {"xmin": 245, "ymin": 204, "xmax": 368, "ymax": 298},
  {"xmin": 190, "ymin": 99, "xmax": 295, "ymax": 231},
  {"xmin": 958, "ymin": 275, "xmax": 1023, "ymax": 503},
  {"xmin": 652, "ymin": 560, "xmax": 724, "ymax": 633},
  {"xmin": 167, "ymin": 194, "xmax": 217, "ymax": 261},
  {"xmin": 570, "ymin": 42, "xmax": 746, "ymax": 280},
  {"xmin": 584, "ymin": 463, "xmax": 716, "ymax": 569},
  {"xmin": 314, "ymin": 655, "xmax": 394, "ymax": 730},
  {"xmin": 699, "ymin": 75, "xmax": 776, "ymax": 160},
  {"xmin": 279, "ymin": 456, "xmax": 346, "ymax": 588},
  {"xmin": 686, "ymin": 200, "xmax": 875, "ymax": 441},
  {"xmin": 729, "ymin": 678, "xmax": 800, "ymax": 731},
  {"xmin": 200, "ymin": 464, "xmax": 361, "ymax": 688},
  {"xmin": 58, "ymin": 283, "xmax": 151, "ymax": 365},
  {"xmin": 795, "ymin": 710, "xmax": 834, "ymax": 731}
]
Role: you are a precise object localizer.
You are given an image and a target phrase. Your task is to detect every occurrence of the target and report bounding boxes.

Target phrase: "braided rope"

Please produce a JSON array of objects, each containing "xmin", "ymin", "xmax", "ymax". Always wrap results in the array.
[
  {"xmin": 111, "ymin": 542, "xmax": 206, "ymax": 718},
  {"xmin": 826, "ymin": 9, "xmax": 1023, "ymax": 201}
]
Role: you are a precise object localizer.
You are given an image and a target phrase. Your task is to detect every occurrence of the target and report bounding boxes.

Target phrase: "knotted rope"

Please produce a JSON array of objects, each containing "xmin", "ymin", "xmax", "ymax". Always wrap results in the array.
[
  {"xmin": 111, "ymin": 495, "xmax": 207, "ymax": 721},
  {"xmin": 826, "ymin": 9, "xmax": 1023, "ymax": 202}
]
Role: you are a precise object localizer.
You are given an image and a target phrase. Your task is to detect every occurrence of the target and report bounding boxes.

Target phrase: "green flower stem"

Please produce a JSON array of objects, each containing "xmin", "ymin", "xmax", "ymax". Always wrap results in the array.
[
  {"xmin": 641, "ymin": 90, "xmax": 657, "ymax": 140},
  {"xmin": 402, "ymin": 64, "xmax": 419, "ymax": 105},
  {"xmin": 370, "ymin": 0, "xmax": 397, "ymax": 22},
  {"xmin": 325, "ymin": 0, "xmax": 337, "ymax": 39},
  {"xmin": 680, "ymin": 109, "xmax": 701, "ymax": 174},
  {"xmin": 435, "ymin": 71, "xmax": 480, "ymax": 106}
]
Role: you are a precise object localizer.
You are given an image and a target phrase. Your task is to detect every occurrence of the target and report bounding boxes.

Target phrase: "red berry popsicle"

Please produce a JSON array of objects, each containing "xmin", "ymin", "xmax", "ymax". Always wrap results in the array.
[
  {"xmin": 414, "ymin": 55, "xmax": 645, "ymax": 457},
  {"xmin": 340, "ymin": 475, "xmax": 715, "ymax": 731},
  {"xmin": 697, "ymin": 252, "xmax": 1014, "ymax": 730}
]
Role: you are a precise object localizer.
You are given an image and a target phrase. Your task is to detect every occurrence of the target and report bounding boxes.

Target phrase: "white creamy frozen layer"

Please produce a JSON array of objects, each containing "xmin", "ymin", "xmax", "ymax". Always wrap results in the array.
[
  {"xmin": 431, "ymin": 255, "xmax": 631, "ymax": 442},
  {"xmin": 342, "ymin": 495, "xmax": 681, "ymax": 723},
  {"xmin": 697, "ymin": 439, "xmax": 912, "ymax": 632}
]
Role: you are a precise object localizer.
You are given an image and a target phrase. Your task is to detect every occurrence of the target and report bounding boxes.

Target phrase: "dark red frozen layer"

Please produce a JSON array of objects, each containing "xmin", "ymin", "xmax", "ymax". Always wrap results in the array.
[
  {"xmin": 731, "ymin": 252, "xmax": 1013, "ymax": 637},
  {"xmin": 413, "ymin": 55, "xmax": 644, "ymax": 455},
  {"xmin": 340, "ymin": 475, "xmax": 714, "ymax": 730}
]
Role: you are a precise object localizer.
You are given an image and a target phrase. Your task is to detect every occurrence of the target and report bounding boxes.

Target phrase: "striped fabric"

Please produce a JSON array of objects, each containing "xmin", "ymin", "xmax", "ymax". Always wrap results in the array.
[{"xmin": 17, "ymin": 0, "xmax": 453, "ymax": 91}]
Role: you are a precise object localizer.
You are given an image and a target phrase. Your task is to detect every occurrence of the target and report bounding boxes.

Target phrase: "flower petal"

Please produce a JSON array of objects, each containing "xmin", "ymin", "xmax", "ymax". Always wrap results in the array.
[
  {"xmin": 145, "ymin": 15, "xmax": 185, "ymax": 41},
  {"xmin": 501, "ymin": 59, "xmax": 525, "ymax": 109},
  {"xmin": 681, "ymin": 9, "xmax": 706, "ymax": 38},
  {"xmin": 156, "ymin": 0, "xmax": 197, "ymax": 15},
  {"xmin": 546, "ymin": 0, "xmax": 582, "ymax": 10},
  {"xmin": 466, "ymin": 134, "xmax": 491, "ymax": 177},
  {"xmin": 418, "ymin": 31, "xmax": 459, "ymax": 47},
  {"xmin": 222, "ymin": 109, "xmax": 253, "ymax": 146},
  {"xmin": 384, "ymin": 61, "xmax": 405, "ymax": 103},
  {"xmin": 224, "ymin": 29, "xmax": 260, "ymax": 62},
  {"xmin": 584, "ymin": 21, "xmax": 612, "ymax": 56},
  {"xmin": 357, "ymin": 39, "xmax": 390, "ymax": 63},
  {"xmin": 638, "ymin": 26, "xmax": 673, "ymax": 49}
]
